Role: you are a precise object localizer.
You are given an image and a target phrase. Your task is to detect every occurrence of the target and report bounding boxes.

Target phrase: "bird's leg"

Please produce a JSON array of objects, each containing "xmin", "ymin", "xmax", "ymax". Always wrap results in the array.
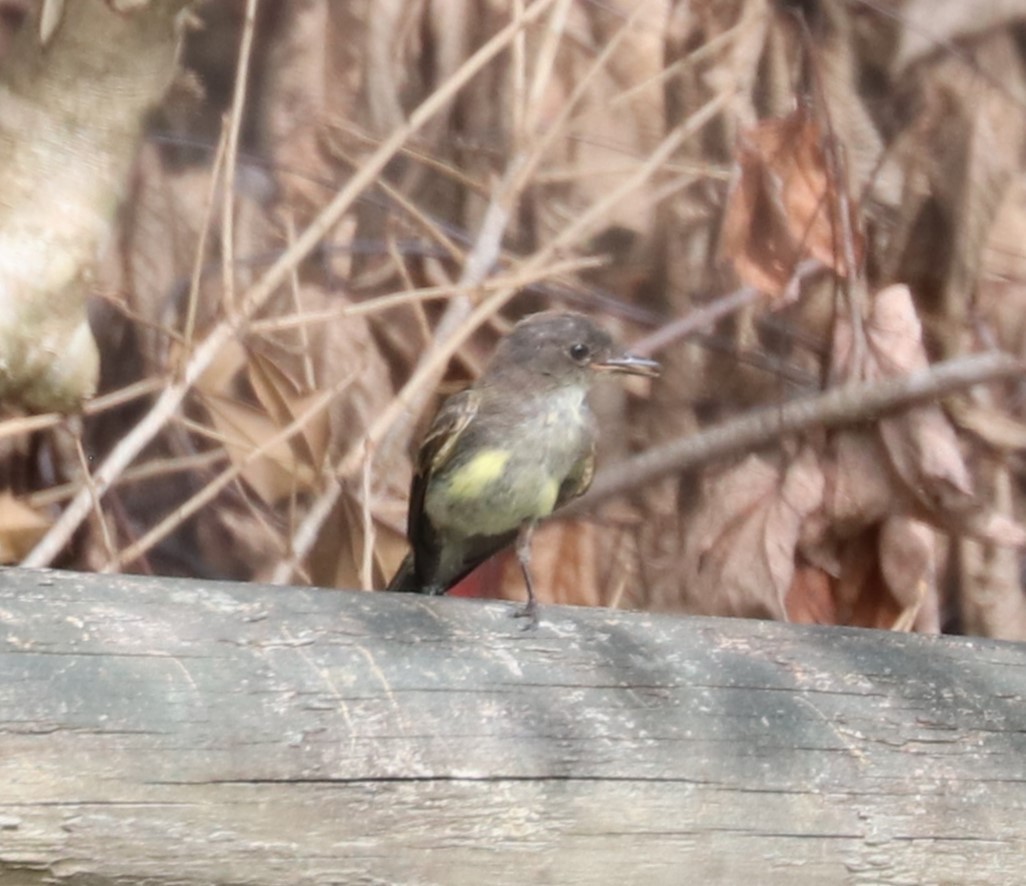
[{"xmin": 512, "ymin": 521, "xmax": 539, "ymax": 628}]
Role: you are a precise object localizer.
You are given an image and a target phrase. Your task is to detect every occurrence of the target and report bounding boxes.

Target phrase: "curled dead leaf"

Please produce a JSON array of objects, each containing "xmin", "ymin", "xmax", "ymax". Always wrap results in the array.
[
  {"xmin": 720, "ymin": 108, "xmax": 864, "ymax": 300},
  {"xmin": 831, "ymin": 284, "xmax": 1014, "ymax": 536}
]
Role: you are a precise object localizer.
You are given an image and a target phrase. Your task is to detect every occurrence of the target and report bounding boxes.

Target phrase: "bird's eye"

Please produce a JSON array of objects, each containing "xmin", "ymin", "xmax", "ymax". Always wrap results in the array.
[{"xmin": 569, "ymin": 342, "xmax": 590, "ymax": 362}]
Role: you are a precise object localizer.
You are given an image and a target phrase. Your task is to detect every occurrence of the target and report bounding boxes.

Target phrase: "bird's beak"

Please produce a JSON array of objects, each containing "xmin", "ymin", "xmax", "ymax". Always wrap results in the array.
[{"xmin": 593, "ymin": 353, "xmax": 661, "ymax": 378}]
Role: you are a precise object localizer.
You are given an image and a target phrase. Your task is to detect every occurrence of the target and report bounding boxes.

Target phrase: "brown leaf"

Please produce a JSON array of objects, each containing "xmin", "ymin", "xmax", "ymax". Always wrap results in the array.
[
  {"xmin": 895, "ymin": 0, "xmax": 1026, "ymax": 73},
  {"xmin": 681, "ymin": 448, "xmax": 824, "ymax": 619},
  {"xmin": 957, "ymin": 510, "xmax": 1026, "ymax": 549},
  {"xmin": 959, "ymin": 533, "xmax": 1026, "ymax": 640},
  {"xmin": 190, "ymin": 337, "xmax": 248, "ymax": 398},
  {"xmin": 831, "ymin": 284, "xmax": 980, "ymax": 523},
  {"xmin": 948, "ymin": 399, "xmax": 1026, "ymax": 452},
  {"xmin": 831, "ymin": 532, "xmax": 881, "ymax": 626},
  {"xmin": 720, "ymin": 108, "xmax": 863, "ymax": 299},
  {"xmin": 824, "ymin": 427, "xmax": 899, "ymax": 533},
  {"xmin": 864, "ymin": 283, "xmax": 931, "ymax": 377},
  {"xmin": 796, "ymin": 492, "xmax": 939, "ymax": 632},
  {"xmin": 957, "ymin": 462, "xmax": 1026, "ymax": 640},
  {"xmin": 878, "ymin": 517, "xmax": 939, "ymax": 633},
  {"xmin": 786, "ymin": 563, "xmax": 838, "ymax": 625},
  {"xmin": 879, "ymin": 407, "xmax": 974, "ymax": 512},
  {"xmin": 247, "ymin": 350, "xmax": 330, "ymax": 471},
  {"xmin": 305, "ymin": 491, "xmax": 388, "ymax": 592},
  {"xmin": 203, "ymin": 393, "xmax": 317, "ymax": 504},
  {"xmin": 880, "ymin": 29, "xmax": 1026, "ymax": 358},
  {"xmin": 793, "ymin": 454, "xmax": 941, "ymax": 632},
  {"xmin": 0, "ymin": 493, "xmax": 51, "ymax": 563},
  {"xmin": 815, "ymin": 519, "xmax": 940, "ymax": 633}
]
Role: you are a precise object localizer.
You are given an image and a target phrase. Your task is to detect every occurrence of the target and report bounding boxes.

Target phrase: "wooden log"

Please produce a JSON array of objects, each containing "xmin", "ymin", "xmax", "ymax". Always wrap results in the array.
[{"xmin": 0, "ymin": 568, "xmax": 1023, "ymax": 885}]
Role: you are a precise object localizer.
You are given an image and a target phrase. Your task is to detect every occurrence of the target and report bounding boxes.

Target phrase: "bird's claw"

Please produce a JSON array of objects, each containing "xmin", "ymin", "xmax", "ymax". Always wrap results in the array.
[{"xmin": 512, "ymin": 599, "xmax": 539, "ymax": 630}]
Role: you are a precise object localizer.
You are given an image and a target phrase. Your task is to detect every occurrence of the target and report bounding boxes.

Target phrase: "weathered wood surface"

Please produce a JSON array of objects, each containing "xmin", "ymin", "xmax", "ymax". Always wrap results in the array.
[{"xmin": 0, "ymin": 569, "xmax": 1024, "ymax": 885}]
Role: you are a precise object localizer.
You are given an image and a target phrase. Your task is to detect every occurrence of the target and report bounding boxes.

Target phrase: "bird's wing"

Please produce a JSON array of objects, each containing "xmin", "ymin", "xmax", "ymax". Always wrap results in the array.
[
  {"xmin": 555, "ymin": 435, "xmax": 596, "ymax": 510},
  {"xmin": 407, "ymin": 387, "xmax": 479, "ymax": 546}
]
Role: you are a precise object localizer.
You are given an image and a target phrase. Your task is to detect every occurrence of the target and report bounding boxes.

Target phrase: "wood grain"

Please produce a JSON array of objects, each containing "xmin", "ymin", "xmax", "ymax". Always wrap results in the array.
[{"xmin": 0, "ymin": 569, "xmax": 1024, "ymax": 884}]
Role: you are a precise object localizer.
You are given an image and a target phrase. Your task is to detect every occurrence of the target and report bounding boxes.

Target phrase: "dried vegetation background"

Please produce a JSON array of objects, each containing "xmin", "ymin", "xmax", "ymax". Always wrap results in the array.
[{"xmin": 5, "ymin": 0, "xmax": 1026, "ymax": 639}]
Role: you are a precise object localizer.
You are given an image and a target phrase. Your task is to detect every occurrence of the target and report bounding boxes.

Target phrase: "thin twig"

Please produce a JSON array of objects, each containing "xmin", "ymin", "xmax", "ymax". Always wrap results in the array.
[
  {"xmin": 568, "ymin": 351, "xmax": 1025, "ymax": 514},
  {"xmin": 794, "ymin": 9, "xmax": 867, "ymax": 381},
  {"xmin": 219, "ymin": 0, "xmax": 259, "ymax": 315},
  {"xmin": 524, "ymin": 0, "xmax": 574, "ymax": 136},
  {"xmin": 350, "ymin": 256, "xmax": 609, "ymax": 318},
  {"xmin": 182, "ymin": 115, "xmax": 230, "ymax": 352},
  {"xmin": 0, "ymin": 378, "xmax": 163, "ymax": 444},
  {"xmin": 27, "ymin": 450, "xmax": 227, "ymax": 510},
  {"xmin": 71, "ymin": 426, "xmax": 116, "ymax": 561},
  {"xmin": 630, "ymin": 286, "xmax": 762, "ymax": 357},
  {"xmin": 359, "ymin": 442, "xmax": 376, "ymax": 592}
]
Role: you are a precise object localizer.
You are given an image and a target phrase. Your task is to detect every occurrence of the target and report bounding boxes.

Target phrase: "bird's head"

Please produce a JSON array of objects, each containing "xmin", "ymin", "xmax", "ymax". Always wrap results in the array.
[{"xmin": 486, "ymin": 311, "xmax": 660, "ymax": 389}]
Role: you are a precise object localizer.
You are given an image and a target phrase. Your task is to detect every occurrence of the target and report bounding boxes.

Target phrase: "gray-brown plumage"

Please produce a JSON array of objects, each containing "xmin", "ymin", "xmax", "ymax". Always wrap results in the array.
[{"xmin": 386, "ymin": 311, "xmax": 658, "ymax": 622}]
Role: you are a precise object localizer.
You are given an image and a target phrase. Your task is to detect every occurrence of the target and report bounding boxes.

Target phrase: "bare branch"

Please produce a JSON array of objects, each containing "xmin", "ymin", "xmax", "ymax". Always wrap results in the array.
[{"xmin": 571, "ymin": 351, "xmax": 1024, "ymax": 513}]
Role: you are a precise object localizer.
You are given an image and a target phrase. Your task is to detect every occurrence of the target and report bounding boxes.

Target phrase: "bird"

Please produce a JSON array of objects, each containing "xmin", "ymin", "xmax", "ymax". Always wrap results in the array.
[{"xmin": 385, "ymin": 310, "xmax": 659, "ymax": 624}]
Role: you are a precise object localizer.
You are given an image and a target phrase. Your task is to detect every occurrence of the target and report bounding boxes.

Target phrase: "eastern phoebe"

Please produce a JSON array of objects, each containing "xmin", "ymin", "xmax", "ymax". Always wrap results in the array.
[{"xmin": 386, "ymin": 310, "xmax": 659, "ymax": 623}]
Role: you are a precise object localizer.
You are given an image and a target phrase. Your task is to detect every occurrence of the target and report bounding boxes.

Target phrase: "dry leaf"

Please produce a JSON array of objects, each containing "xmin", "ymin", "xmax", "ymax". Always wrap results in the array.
[
  {"xmin": 878, "ymin": 406, "xmax": 974, "ymax": 514},
  {"xmin": 305, "ymin": 492, "xmax": 378, "ymax": 592},
  {"xmin": 948, "ymin": 399, "xmax": 1026, "ymax": 452},
  {"xmin": 813, "ymin": 284, "xmax": 1025, "ymax": 631},
  {"xmin": 681, "ymin": 448, "xmax": 824, "ymax": 619},
  {"xmin": 894, "ymin": 0, "xmax": 1026, "ymax": 72},
  {"xmin": 0, "ymin": 493, "xmax": 51, "ymax": 563},
  {"xmin": 793, "ymin": 518, "xmax": 940, "ymax": 635},
  {"xmin": 880, "ymin": 28, "xmax": 1026, "ymax": 358},
  {"xmin": 863, "ymin": 282, "xmax": 931, "ymax": 377},
  {"xmin": 786, "ymin": 562, "xmax": 838, "ymax": 625},
  {"xmin": 720, "ymin": 108, "xmax": 863, "ymax": 299},
  {"xmin": 247, "ymin": 350, "xmax": 331, "ymax": 471},
  {"xmin": 191, "ymin": 337, "xmax": 248, "ymax": 398},
  {"xmin": 203, "ymin": 393, "xmax": 317, "ymax": 504},
  {"xmin": 824, "ymin": 427, "xmax": 899, "ymax": 534},
  {"xmin": 833, "ymin": 285, "xmax": 1008, "ymax": 528},
  {"xmin": 878, "ymin": 517, "xmax": 938, "ymax": 632},
  {"xmin": 958, "ymin": 462, "xmax": 1026, "ymax": 640}
]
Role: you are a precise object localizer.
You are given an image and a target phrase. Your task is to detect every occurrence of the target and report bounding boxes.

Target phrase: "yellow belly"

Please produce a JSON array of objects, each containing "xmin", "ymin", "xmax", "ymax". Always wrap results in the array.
[
  {"xmin": 446, "ymin": 449, "xmax": 510, "ymax": 499},
  {"xmin": 427, "ymin": 447, "xmax": 561, "ymax": 536}
]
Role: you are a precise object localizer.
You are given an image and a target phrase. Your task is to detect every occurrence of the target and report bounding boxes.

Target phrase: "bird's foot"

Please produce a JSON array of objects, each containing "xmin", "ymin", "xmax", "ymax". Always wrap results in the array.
[{"xmin": 511, "ymin": 598, "xmax": 539, "ymax": 630}]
